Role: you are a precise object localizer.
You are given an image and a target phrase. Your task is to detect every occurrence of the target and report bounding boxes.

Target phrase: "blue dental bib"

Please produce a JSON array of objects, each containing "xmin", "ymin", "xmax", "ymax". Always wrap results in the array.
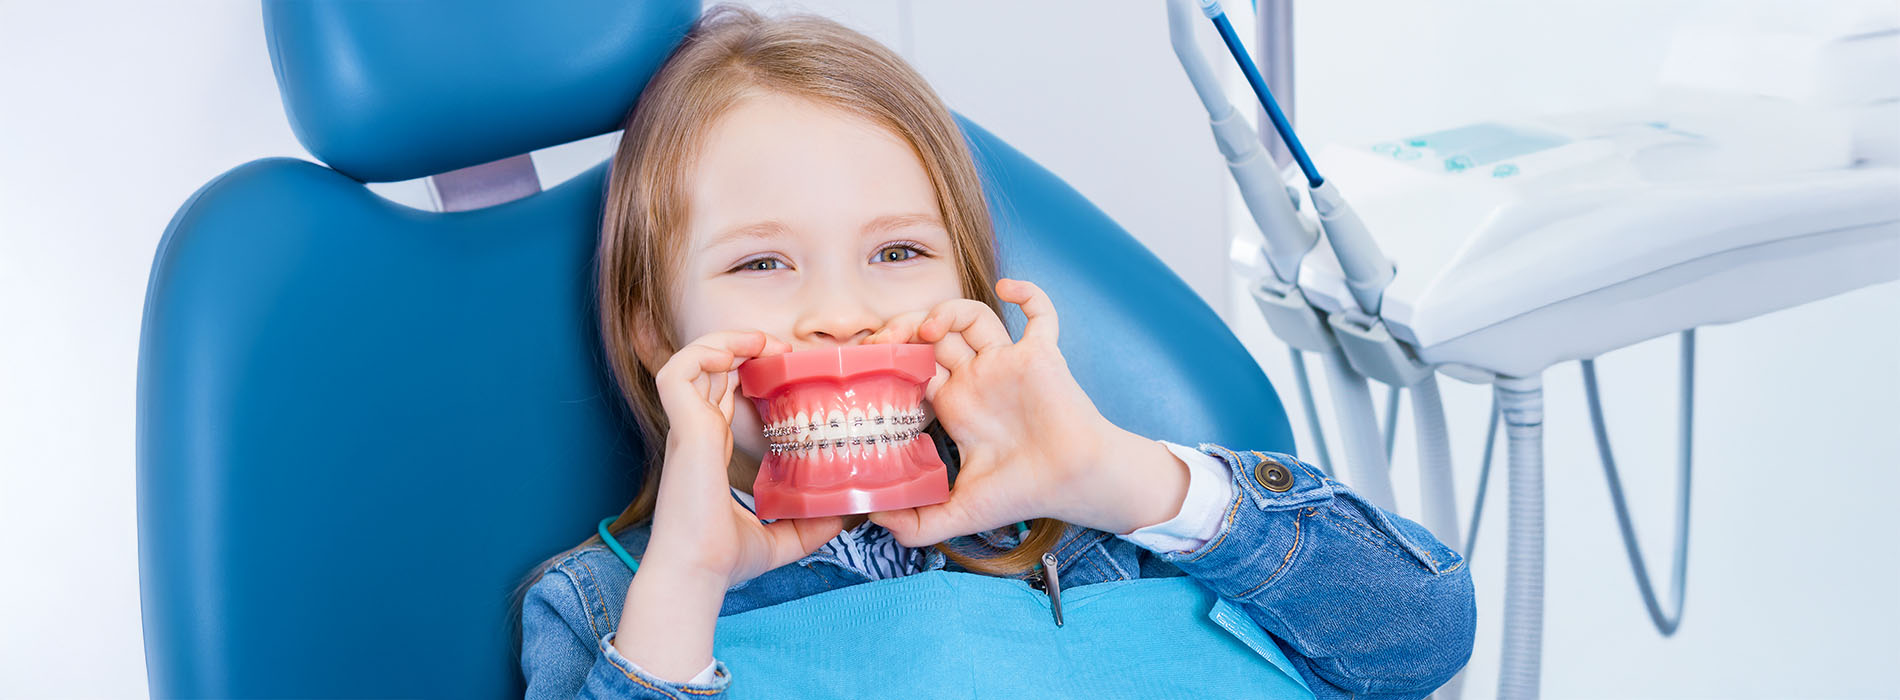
[{"xmin": 710, "ymin": 570, "xmax": 1316, "ymax": 699}]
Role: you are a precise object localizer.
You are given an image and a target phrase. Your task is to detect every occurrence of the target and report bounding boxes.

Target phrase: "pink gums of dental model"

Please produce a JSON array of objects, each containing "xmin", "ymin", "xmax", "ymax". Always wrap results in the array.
[{"xmin": 737, "ymin": 343, "xmax": 948, "ymax": 520}]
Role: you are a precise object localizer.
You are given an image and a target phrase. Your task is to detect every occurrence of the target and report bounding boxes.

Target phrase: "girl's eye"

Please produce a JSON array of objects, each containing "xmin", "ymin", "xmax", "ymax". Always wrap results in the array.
[
  {"xmin": 875, "ymin": 242, "xmax": 930, "ymax": 264},
  {"xmin": 731, "ymin": 256, "xmax": 786, "ymax": 273}
]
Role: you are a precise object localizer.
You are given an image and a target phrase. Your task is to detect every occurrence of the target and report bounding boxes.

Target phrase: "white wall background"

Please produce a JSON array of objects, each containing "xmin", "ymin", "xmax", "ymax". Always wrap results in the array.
[{"xmin": 1, "ymin": 1, "xmax": 1894, "ymax": 698}]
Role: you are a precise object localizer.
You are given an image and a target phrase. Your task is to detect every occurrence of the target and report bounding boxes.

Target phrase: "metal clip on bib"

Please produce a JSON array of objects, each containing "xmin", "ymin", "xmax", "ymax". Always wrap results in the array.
[{"xmin": 1041, "ymin": 552, "xmax": 1064, "ymax": 627}]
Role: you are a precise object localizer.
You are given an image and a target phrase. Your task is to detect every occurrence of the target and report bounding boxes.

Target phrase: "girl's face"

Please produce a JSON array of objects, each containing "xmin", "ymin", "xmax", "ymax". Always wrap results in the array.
[{"xmin": 671, "ymin": 91, "xmax": 965, "ymax": 466}]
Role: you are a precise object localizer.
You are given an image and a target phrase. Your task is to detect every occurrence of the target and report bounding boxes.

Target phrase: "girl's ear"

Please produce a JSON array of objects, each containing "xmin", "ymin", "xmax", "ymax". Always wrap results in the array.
[{"xmin": 629, "ymin": 308, "xmax": 670, "ymax": 376}]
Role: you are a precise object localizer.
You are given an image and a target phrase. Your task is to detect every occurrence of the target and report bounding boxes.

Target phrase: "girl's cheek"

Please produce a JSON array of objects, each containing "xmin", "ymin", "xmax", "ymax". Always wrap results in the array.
[{"xmin": 730, "ymin": 397, "xmax": 767, "ymax": 460}]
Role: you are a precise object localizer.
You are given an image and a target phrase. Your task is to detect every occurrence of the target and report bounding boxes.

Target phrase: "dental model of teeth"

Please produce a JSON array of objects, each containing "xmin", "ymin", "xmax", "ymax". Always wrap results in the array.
[
  {"xmin": 761, "ymin": 405, "xmax": 928, "ymax": 456},
  {"xmin": 737, "ymin": 344, "xmax": 950, "ymax": 520}
]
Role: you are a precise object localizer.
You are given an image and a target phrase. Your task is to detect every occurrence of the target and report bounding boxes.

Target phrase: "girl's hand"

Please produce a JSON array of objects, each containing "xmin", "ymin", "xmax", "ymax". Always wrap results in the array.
[
  {"xmin": 643, "ymin": 330, "xmax": 847, "ymax": 589},
  {"xmin": 866, "ymin": 279, "xmax": 1191, "ymax": 547}
]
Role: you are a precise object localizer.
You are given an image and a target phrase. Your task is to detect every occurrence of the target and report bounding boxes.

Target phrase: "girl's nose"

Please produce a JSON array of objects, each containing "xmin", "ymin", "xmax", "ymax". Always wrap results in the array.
[{"xmin": 793, "ymin": 279, "xmax": 881, "ymax": 346}]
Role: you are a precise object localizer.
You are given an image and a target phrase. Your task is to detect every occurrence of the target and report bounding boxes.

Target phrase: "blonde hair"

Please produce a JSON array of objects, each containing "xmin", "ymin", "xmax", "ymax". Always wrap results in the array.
[{"xmin": 515, "ymin": 4, "xmax": 1071, "ymax": 627}]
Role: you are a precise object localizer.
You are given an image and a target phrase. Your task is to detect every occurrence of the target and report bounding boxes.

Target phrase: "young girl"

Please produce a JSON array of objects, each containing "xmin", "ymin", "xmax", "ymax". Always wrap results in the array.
[{"xmin": 518, "ymin": 6, "xmax": 1475, "ymax": 699}]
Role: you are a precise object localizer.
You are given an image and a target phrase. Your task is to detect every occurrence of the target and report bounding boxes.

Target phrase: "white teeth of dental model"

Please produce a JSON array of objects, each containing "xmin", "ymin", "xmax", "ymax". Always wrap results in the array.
[
  {"xmin": 847, "ymin": 407, "xmax": 867, "ymax": 456},
  {"xmin": 868, "ymin": 405, "xmax": 888, "ymax": 457},
  {"xmin": 766, "ymin": 403, "xmax": 925, "ymax": 456},
  {"xmin": 825, "ymin": 409, "xmax": 845, "ymax": 447}
]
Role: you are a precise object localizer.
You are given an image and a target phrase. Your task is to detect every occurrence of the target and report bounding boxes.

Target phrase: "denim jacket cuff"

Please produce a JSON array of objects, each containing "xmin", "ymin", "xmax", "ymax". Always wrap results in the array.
[
  {"xmin": 1152, "ymin": 444, "xmax": 1338, "ymax": 601},
  {"xmin": 1118, "ymin": 439, "xmax": 1237, "ymax": 552},
  {"xmin": 590, "ymin": 631, "xmax": 731, "ymax": 699}
]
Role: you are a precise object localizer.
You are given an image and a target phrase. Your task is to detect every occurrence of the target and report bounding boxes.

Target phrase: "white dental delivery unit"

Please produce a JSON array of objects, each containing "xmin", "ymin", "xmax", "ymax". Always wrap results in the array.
[{"xmin": 1297, "ymin": 102, "xmax": 1900, "ymax": 380}]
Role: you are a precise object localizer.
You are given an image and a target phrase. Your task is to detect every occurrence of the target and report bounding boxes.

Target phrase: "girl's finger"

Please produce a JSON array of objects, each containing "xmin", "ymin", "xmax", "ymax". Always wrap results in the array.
[
  {"xmin": 868, "ymin": 496, "xmax": 990, "ymax": 548},
  {"xmin": 656, "ymin": 332, "xmax": 785, "ymax": 423},
  {"xmin": 867, "ymin": 311, "xmax": 929, "ymax": 345},
  {"xmin": 921, "ymin": 362, "xmax": 949, "ymax": 405},
  {"xmin": 762, "ymin": 515, "xmax": 847, "ymax": 570},
  {"xmin": 656, "ymin": 346, "xmax": 732, "ymax": 415},
  {"xmin": 998, "ymin": 278, "xmax": 1059, "ymax": 346},
  {"xmin": 928, "ymin": 327, "xmax": 978, "ymax": 374},
  {"xmin": 918, "ymin": 299, "xmax": 1011, "ymax": 356},
  {"xmin": 683, "ymin": 329, "xmax": 792, "ymax": 363},
  {"xmin": 709, "ymin": 370, "xmax": 730, "ymax": 418},
  {"xmin": 657, "ymin": 344, "xmax": 732, "ymax": 384},
  {"xmin": 657, "ymin": 331, "xmax": 792, "ymax": 392}
]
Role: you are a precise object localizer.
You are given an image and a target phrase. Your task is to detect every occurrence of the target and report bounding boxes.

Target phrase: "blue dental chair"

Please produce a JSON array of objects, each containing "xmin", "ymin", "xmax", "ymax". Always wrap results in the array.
[{"xmin": 134, "ymin": 1, "xmax": 1296, "ymax": 697}]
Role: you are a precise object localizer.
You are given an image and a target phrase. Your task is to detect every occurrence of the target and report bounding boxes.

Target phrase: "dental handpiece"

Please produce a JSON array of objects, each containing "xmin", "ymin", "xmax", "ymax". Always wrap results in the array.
[
  {"xmin": 1198, "ymin": 0, "xmax": 1396, "ymax": 316},
  {"xmin": 1308, "ymin": 181, "xmax": 1394, "ymax": 316},
  {"xmin": 1165, "ymin": 0, "xmax": 1315, "ymax": 286}
]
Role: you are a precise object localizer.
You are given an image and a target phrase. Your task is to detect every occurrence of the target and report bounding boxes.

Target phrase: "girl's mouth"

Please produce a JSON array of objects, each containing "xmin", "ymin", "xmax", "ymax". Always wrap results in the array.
[{"xmin": 737, "ymin": 343, "xmax": 949, "ymax": 519}]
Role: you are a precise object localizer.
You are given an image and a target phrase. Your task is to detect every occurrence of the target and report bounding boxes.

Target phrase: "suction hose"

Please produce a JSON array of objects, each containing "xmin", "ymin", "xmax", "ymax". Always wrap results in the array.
[
  {"xmin": 1321, "ymin": 345, "xmax": 1398, "ymax": 512},
  {"xmin": 1579, "ymin": 330, "xmax": 1695, "ymax": 636},
  {"xmin": 1495, "ymin": 375, "xmax": 1545, "ymax": 700}
]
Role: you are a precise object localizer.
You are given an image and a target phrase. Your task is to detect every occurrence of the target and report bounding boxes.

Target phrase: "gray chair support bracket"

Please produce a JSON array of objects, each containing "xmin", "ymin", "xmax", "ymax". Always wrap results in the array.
[{"xmin": 426, "ymin": 153, "xmax": 542, "ymax": 212}]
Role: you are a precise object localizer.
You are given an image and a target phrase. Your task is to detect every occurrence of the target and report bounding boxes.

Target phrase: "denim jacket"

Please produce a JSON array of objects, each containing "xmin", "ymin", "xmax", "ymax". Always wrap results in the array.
[{"xmin": 519, "ymin": 444, "xmax": 1476, "ymax": 700}]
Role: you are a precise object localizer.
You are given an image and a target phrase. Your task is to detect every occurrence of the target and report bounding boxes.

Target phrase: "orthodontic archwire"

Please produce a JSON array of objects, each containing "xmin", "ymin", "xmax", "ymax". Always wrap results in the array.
[{"xmin": 762, "ymin": 407, "xmax": 930, "ymax": 455}]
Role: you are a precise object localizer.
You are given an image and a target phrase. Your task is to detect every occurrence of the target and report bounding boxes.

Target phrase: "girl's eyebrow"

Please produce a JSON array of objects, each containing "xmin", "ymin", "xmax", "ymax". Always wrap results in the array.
[
  {"xmin": 706, "ymin": 220, "xmax": 790, "ymax": 251},
  {"xmin": 860, "ymin": 213, "xmax": 942, "ymax": 237},
  {"xmin": 706, "ymin": 213, "xmax": 942, "ymax": 251}
]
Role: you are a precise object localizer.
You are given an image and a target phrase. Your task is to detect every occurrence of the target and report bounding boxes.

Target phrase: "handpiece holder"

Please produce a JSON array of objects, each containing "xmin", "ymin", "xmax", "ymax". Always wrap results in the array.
[
  {"xmin": 1327, "ymin": 309, "xmax": 1435, "ymax": 387},
  {"xmin": 1248, "ymin": 276, "xmax": 1337, "ymax": 353}
]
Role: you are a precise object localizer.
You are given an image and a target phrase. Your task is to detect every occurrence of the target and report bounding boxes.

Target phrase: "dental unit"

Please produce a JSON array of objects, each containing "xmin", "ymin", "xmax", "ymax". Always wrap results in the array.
[{"xmin": 1171, "ymin": 1, "xmax": 1900, "ymax": 699}]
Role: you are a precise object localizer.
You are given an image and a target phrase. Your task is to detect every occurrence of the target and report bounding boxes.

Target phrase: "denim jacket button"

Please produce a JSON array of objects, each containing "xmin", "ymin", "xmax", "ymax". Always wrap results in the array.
[{"xmin": 1254, "ymin": 457, "xmax": 1293, "ymax": 492}]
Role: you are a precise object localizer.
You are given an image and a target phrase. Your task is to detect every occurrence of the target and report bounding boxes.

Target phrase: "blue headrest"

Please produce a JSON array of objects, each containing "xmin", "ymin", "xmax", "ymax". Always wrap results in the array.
[{"xmin": 263, "ymin": 0, "xmax": 699, "ymax": 182}]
